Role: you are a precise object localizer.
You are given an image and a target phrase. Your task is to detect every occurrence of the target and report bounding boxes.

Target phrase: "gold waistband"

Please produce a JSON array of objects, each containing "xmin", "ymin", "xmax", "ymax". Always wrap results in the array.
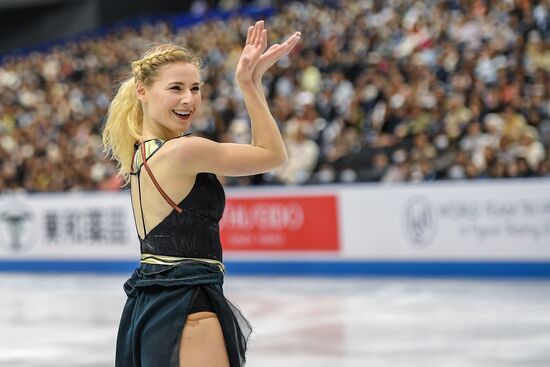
[{"xmin": 140, "ymin": 253, "xmax": 225, "ymax": 273}]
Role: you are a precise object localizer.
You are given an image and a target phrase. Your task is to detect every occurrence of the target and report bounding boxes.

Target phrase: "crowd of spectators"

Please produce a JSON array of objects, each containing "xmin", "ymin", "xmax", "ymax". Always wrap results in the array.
[{"xmin": 0, "ymin": 0, "xmax": 549, "ymax": 192}]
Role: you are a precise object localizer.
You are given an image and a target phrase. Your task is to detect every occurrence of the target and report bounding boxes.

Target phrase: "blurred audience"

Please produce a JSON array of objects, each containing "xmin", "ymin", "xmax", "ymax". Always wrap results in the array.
[{"xmin": 1, "ymin": 0, "xmax": 549, "ymax": 192}]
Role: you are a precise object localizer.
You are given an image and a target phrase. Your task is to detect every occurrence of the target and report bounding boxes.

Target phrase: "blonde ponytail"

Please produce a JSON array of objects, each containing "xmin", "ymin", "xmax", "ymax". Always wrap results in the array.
[
  {"xmin": 102, "ymin": 77, "xmax": 143, "ymax": 184},
  {"xmin": 102, "ymin": 43, "xmax": 202, "ymax": 184}
]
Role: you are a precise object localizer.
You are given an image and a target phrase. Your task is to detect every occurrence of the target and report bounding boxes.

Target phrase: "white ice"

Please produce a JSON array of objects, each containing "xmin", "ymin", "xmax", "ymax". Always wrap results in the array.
[{"xmin": 1, "ymin": 274, "xmax": 549, "ymax": 366}]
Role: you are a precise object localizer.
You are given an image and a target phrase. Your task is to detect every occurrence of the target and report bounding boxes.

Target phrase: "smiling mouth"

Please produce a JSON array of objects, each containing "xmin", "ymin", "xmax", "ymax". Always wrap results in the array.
[{"xmin": 173, "ymin": 109, "xmax": 192, "ymax": 120}]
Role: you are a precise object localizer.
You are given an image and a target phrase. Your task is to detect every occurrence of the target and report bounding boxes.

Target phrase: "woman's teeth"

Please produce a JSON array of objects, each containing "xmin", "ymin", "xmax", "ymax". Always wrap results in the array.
[{"xmin": 173, "ymin": 109, "xmax": 191, "ymax": 117}]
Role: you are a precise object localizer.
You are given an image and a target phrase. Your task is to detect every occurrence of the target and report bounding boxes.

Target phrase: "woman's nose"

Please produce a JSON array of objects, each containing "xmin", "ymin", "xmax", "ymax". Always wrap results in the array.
[{"xmin": 180, "ymin": 89, "xmax": 193, "ymax": 104}]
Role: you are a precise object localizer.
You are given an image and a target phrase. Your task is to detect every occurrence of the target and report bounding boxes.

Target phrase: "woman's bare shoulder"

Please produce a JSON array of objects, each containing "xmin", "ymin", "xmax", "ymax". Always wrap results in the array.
[
  {"xmin": 159, "ymin": 135, "xmax": 214, "ymax": 174},
  {"xmin": 162, "ymin": 135, "xmax": 213, "ymax": 156}
]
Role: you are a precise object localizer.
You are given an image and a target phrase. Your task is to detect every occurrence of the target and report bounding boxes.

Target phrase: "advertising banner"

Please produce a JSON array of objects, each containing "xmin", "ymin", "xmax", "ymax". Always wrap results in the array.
[
  {"xmin": 0, "ymin": 192, "xmax": 139, "ymax": 259},
  {"xmin": 340, "ymin": 179, "xmax": 550, "ymax": 260},
  {"xmin": 220, "ymin": 195, "xmax": 340, "ymax": 252}
]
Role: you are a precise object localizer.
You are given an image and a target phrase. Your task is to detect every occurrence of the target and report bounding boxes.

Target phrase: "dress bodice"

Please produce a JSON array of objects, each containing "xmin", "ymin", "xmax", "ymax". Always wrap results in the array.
[{"xmin": 130, "ymin": 138, "xmax": 225, "ymax": 261}]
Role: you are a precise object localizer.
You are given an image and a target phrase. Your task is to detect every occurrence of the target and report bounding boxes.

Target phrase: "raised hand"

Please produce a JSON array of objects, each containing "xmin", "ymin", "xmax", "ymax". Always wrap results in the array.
[{"xmin": 235, "ymin": 20, "xmax": 301, "ymax": 86}]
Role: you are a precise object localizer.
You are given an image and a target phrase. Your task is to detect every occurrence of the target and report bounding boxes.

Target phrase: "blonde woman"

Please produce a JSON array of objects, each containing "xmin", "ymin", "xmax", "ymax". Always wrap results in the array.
[{"xmin": 102, "ymin": 20, "xmax": 301, "ymax": 366}]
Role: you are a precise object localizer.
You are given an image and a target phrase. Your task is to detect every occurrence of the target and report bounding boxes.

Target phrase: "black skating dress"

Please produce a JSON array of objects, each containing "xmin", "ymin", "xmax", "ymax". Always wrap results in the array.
[{"xmin": 115, "ymin": 137, "xmax": 252, "ymax": 367}]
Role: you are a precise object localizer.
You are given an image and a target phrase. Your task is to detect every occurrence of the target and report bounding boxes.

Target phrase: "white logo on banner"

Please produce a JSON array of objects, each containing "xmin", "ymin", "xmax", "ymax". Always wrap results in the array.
[
  {"xmin": 222, "ymin": 202, "xmax": 305, "ymax": 231},
  {"xmin": 402, "ymin": 196, "xmax": 438, "ymax": 247},
  {"xmin": 0, "ymin": 200, "xmax": 38, "ymax": 253}
]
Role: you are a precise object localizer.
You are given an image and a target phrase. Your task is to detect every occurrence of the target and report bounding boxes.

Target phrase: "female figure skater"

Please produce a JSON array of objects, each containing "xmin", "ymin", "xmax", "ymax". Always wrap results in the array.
[{"xmin": 102, "ymin": 20, "xmax": 301, "ymax": 366}]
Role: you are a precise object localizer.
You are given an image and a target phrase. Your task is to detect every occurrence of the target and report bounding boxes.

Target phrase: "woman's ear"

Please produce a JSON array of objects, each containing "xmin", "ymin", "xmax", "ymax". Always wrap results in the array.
[{"xmin": 136, "ymin": 81, "xmax": 147, "ymax": 102}]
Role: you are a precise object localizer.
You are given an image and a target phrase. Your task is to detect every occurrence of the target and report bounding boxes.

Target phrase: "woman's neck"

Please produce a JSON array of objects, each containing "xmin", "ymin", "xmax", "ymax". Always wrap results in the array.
[{"xmin": 140, "ymin": 121, "xmax": 181, "ymax": 141}]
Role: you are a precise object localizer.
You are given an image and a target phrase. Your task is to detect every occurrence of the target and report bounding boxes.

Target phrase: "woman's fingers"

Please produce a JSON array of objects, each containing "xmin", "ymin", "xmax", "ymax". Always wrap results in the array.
[
  {"xmin": 240, "ymin": 21, "xmax": 301, "ymax": 83},
  {"xmin": 284, "ymin": 32, "xmax": 301, "ymax": 48},
  {"xmin": 245, "ymin": 26, "xmax": 253, "ymax": 45},
  {"xmin": 244, "ymin": 21, "xmax": 264, "ymax": 49},
  {"xmin": 247, "ymin": 21, "xmax": 299, "ymax": 50},
  {"xmin": 260, "ymin": 29, "xmax": 268, "ymax": 52},
  {"xmin": 256, "ymin": 20, "xmax": 264, "ymax": 45},
  {"xmin": 251, "ymin": 24, "xmax": 258, "ymax": 46},
  {"xmin": 269, "ymin": 32, "xmax": 301, "ymax": 58},
  {"xmin": 254, "ymin": 20, "xmax": 263, "ymax": 45},
  {"xmin": 248, "ymin": 22, "xmax": 258, "ymax": 47}
]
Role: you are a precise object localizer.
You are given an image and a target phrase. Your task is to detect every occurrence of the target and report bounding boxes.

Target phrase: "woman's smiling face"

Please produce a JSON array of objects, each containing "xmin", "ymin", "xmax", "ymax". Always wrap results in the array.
[{"xmin": 139, "ymin": 62, "xmax": 202, "ymax": 136}]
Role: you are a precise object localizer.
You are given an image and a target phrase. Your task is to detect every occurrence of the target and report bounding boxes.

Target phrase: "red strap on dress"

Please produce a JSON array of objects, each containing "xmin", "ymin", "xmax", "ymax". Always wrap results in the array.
[{"xmin": 139, "ymin": 141, "xmax": 183, "ymax": 214}]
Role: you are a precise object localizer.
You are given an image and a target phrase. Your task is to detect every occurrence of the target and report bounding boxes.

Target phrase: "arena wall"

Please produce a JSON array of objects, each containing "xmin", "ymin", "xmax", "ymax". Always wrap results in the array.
[{"xmin": 1, "ymin": 179, "xmax": 549, "ymax": 277}]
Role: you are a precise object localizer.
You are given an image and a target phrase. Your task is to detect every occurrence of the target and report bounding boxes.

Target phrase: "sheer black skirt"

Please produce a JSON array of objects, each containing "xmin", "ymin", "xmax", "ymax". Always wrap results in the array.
[{"xmin": 115, "ymin": 260, "xmax": 252, "ymax": 367}]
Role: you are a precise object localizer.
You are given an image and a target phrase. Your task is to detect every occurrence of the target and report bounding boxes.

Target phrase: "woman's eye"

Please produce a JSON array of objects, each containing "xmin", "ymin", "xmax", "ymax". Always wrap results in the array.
[
  {"xmin": 171, "ymin": 86, "xmax": 181, "ymax": 90},
  {"xmin": 192, "ymin": 87, "xmax": 201, "ymax": 92}
]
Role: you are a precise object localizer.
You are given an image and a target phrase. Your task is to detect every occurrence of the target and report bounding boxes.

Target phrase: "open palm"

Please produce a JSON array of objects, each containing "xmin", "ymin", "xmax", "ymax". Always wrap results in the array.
[{"xmin": 236, "ymin": 20, "xmax": 301, "ymax": 85}]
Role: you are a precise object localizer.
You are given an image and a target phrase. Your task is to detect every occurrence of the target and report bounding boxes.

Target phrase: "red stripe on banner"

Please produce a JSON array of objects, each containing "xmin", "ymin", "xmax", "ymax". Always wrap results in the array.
[{"xmin": 220, "ymin": 195, "xmax": 340, "ymax": 251}]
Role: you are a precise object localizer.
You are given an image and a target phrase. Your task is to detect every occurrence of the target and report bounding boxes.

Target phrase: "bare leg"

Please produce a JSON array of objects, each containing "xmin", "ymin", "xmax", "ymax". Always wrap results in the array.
[{"xmin": 179, "ymin": 311, "xmax": 230, "ymax": 367}]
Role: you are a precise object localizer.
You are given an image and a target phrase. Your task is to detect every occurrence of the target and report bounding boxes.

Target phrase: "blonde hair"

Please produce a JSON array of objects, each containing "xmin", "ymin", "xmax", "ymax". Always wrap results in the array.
[{"xmin": 102, "ymin": 43, "xmax": 202, "ymax": 183}]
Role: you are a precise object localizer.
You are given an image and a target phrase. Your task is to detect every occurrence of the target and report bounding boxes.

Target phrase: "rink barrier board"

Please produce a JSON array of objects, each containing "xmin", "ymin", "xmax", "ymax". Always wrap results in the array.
[
  {"xmin": 1, "ymin": 178, "xmax": 550, "ymax": 277},
  {"xmin": 0, "ymin": 260, "xmax": 550, "ymax": 278}
]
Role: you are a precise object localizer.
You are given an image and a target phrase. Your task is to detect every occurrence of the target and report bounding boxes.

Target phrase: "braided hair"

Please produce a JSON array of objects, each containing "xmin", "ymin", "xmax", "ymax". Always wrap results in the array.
[{"xmin": 132, "ymin": 45, "xmax": 202, "ymax": 86}]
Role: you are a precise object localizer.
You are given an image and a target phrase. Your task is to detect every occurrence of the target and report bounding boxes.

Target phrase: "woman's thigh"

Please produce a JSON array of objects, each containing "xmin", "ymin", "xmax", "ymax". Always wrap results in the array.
[{"xmin": 179, "ymin": 311, "xmax": 229, "ymax": 367}]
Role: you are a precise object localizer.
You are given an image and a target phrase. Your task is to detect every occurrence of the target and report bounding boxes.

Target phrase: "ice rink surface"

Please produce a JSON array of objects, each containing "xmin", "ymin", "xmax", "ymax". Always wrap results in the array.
[{"xmin": 1, "ymin": 273, "xmax": 550, "ymax": 367}]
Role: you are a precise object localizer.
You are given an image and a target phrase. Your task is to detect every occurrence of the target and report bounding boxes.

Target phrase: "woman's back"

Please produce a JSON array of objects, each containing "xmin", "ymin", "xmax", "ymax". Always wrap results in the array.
[{"xmin": 130, "ymin": 138, "xmax": 225, "ymax": 261}]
